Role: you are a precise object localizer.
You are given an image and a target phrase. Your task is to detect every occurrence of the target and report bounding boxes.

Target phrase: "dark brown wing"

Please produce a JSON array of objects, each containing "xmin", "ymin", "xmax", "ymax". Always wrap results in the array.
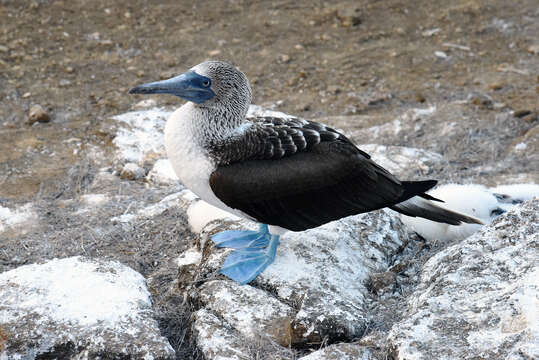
[{"xmin": 210, "ymin": 139, "xmax": 413, "ymax": 231}]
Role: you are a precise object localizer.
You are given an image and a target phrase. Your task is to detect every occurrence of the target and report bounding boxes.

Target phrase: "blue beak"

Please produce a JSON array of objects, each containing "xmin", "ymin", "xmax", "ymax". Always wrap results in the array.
[{"xmin": 129, "ymin": 70, "xmax": 215, "ymax": 104}]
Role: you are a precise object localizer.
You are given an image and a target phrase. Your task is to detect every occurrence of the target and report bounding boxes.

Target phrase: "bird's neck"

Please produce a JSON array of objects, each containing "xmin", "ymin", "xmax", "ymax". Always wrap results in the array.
[{"xmin": 174, "ymin": 102, "xmax": 248, "ymax": 147}]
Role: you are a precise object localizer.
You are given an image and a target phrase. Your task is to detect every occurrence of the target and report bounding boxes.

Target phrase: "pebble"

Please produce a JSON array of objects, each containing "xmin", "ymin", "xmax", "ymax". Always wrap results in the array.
[
  {"xmin": 208, "ymin": 49, "xmax": 221, "ymax": 56},
  {"xmin": 327, "ymin": 85, "xmax": 341, "ymax": 94},
  {"xmin": 513, "ymin": 110, "xmax": 531, "ymax": 118},
  {"xmin": 134, "ymin": 99, "xmax": 157, "ymax": 109},
  {"xmin": 295, "ymin": 103, "xmax": 311, "ymax": 112},
  {"xmin": 422, "ymin": 28, "xmax": 440, "ymax": 37},
  {"xmin": 522, "ymin": 112, "xmax": 537, "ymax": 123},
  {"xmin": 120, "ymin": 163, "xmax": 145, "ymax": 180},
  {"xmin": 489, "ymin": 82, "xmax": 504, "ymax": 91},
  {"xmin": 337, "ymin": 8, "xmax": 361, "ymax": 27},
  {"xmin": 370, "ymin": 271, "xmax": 396, "ymax": 295},
  {"xmin": 279, "ymin": 54, "xmax": 290, "ymax": 63},
  {"xmin": 434, "ymin": 51, "xmax": 448, "ymax": 59},
  {"xmin": 59, "ymin": 79, "xmax": 72, "ymax": 87},
  {"xmin": 27, "ymin": 104, "xmax": 50, "ymax": 125},
  {"xmin": 527, "ymin": 44, "xmax": 539, "ymax": 55}
]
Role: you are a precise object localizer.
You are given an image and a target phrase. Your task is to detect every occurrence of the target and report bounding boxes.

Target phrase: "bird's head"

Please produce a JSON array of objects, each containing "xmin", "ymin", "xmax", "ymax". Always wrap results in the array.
[{"xmin": 129, "ymin": 61, "xmax": 252, "ymax": 113}]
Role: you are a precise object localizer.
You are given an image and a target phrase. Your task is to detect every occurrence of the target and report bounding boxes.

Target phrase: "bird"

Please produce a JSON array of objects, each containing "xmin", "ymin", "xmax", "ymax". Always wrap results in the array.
[
  {"xmin": 129, "ymin": 60, "xmax": 482, "ymax": 285},
  {"xmin": 401, "ymin": 183, "xmax": 538, "ymax": 242}
]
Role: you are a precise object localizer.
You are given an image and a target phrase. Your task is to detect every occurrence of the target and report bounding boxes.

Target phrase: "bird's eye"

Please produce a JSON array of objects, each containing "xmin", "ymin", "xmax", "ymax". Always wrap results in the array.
[{"xmin": 202, "ymin": 80, "xmax": 210, "ymax": 87}]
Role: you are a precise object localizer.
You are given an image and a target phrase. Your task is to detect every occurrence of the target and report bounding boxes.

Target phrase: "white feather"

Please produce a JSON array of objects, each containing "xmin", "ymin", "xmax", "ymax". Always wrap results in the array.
[
  {"xmin": 164, "ymin": 103, "xmax": 258, "ymax": 229},
  {"xmin": 489, "ymin": 183, "xmax": 539, "ymax": 201},
  {"xmin": 401, "ymin": 183, "xmax": 537, "ymax": 242}
]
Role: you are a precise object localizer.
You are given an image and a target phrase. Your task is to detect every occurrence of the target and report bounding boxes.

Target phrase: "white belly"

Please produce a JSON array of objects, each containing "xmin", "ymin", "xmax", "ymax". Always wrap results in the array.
[{"xmin": 164, "ymin": 106, "xmax": 254, "ymax": 221}]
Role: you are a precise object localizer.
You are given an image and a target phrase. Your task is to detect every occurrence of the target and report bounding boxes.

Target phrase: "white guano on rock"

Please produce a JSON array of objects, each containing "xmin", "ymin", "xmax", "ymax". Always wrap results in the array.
[
  {"xmin": 0, "ymin": 256, "xmax": 175, "ymax": 359},
  {"xmin": 388, "ymin": 199, "xmax": 538, "ymax": 359}
]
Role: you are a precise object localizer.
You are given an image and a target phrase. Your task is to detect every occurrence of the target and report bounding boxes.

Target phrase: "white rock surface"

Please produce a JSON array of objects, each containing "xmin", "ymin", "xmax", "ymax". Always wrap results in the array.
[
  {"xmin": 0, "ymin": 203, "xmax": 36, "ymax": 233},
  {"xmin": 120, "ymin": 162, "xmax": 145, "ymax": 180},
  {"xmin": 198, "ymin": 280, "xmax": 294, "ymax": 344},
  {"xmin": 299, "ymin": 343, "xmax": 376, "ymax": 360},
  {"xmin": 0, "ymin": 256, "xmax": 175, "ymax": 359},
  {"xmin": 360, "ymin": 144, "xmax": 445, "ymax": 178},
  {"xmin": 113, "ymin": 108, "xmax": 171, "ymax": 164},
  {"xmin": 191, "ymin": 308, "xmax": 251, "ymax": 360},
  {"xmin": 189, "ymin": 208, "xmax": 410, "ymax": 358},
  {"xmin": 388, "ymin": 199, "xmax": 539, "ymax": 359}
]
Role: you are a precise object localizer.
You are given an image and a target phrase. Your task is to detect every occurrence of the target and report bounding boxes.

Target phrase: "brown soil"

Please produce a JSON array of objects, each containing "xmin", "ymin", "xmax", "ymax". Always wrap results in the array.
[{"xmin": 1, "ymin": 0, "xmax": 537, "ymax": 201}]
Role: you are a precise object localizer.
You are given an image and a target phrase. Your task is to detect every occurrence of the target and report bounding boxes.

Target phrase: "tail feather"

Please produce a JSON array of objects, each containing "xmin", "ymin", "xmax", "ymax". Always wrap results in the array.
[
  {"xmin": 398, "ymin": 180, "xmax": 438, "ymax": 203},
  {"xmin": 391, "ymin": 196, "xmax": 484, "ymax": 225}
]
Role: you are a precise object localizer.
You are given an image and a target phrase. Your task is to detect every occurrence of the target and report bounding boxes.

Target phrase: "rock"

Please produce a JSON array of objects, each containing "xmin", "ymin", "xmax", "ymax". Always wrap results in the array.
[
  {"xmin": 489, "ymin": 82, "xmax": 504, "ymax": 90},
  {"xmin": 299, "ymin": 343, "xmax": 376, "ymax": 359},
  {"xmin": 134, "ymin": 98, "xmax": 157, "ymax": 109},
  {"xmin": 120, "ymin": 162, "xmax": 145, "ymax": 180},
  {"xmin": 350, "ymin": 103, "xmax": 531, "ymax": 183},
  {"xmin": 434, "ymin": 50, "xmax": 448, "ymax": 59},
  {"xmin": 191, "ymin": 308, "xmax": 251, "ymax": 359},
  {"xmin": 146, "ymin": 158, "xmax": 179, "ymax": 185},
  {"xmin": 295, "ymin": 102, "xmax": 311, "ymax": 112},
  {"xmin": 26, "ymin": 104, "xmax": 50, "ymax": 125},
  {"xmin": 0, "ymin": 203, "xmax": 36, "ymax": 233},
  {"xmin": 388, "ymin": 199, "xmax": 538, "ymax": 359},
  {"xmin": 58, "ymin": 79, "xmax": 72, "ymax": 87},
  {"xmin": 359, "ymin": 144, "xmax": 445, "ymax": 179},
  {"xmin": 327, "ymin": 84, "xmax": 341, "ymax": 94},
  {"xmin": 0, "ymin": 257, "xmax": 175, "ymax": 359},
  {"xmin": 509, "ymin": 124, "xmax": 539, "ymax": 162},
  {"xmin": 527, "ymin": 44, "xmax": 539, "ymax": 55},
  {"xmin": 337, "ymin": 8, "xmax": 361, "ymax": 27},
  {"xmin": 196, "ymin": 280, "xmax": 294, "ymax": 345},
  {"xmin": 369, "ymin": 271, "xmax": 397, "ymax": 295},
  {"xmin": 279, "ymin": 54, "xmax": 291, "ymax": 63},
  {"xmin": 112, "ymin": 108, "xmax": 171, "ymax": 164},
  {"xmin": 421, "ymin": 28, "xmax": 440, "ymax": 37},
  {"xmin": 187, "ymin": 207, "xmax": 410, "ymax": 357},
  {"xmin": 513, "ymin": 109, "xmax": 531, "ymax": 118}
]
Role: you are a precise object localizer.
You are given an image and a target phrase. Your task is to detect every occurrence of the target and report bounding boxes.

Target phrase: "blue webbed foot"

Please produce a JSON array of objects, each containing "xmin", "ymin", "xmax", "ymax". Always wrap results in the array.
[
  {"xmin": 211, "ymin": 224, "xmax": 269, "ymax": 249},
  {"xmin": 211, "ymin": 224, "xmax": 279, "ymax": 284}
]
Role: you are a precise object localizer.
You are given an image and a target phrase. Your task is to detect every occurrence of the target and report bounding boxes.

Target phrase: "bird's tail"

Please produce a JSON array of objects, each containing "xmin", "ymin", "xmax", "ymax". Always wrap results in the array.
[{"xmin": 391, "ymin": 181, "xmax": 484, "ymax": 225}]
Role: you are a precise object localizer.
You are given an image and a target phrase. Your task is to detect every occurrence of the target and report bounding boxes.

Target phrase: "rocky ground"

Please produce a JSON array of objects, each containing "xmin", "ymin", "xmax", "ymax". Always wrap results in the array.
[{"xmin": 1, "ymin": 0, "xmax": 538, "ymax": 359}]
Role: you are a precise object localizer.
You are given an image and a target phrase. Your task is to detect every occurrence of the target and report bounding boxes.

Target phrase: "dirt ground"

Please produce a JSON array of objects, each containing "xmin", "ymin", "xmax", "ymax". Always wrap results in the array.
[
  {"xmin": 0, "ymin": 0, "xmax": 537, "ymax": 358},
  {"xmin": 1, "ymin": 0, "xmax": 537, "ymax": 202}
]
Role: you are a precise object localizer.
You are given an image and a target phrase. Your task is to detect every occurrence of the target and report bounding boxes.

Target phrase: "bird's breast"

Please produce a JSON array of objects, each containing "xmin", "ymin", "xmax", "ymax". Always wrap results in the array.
[
  {"xmin": 163, "ymin": 106, "xmax": 246, "ymax": 218},
  {"xmin": 164, "ymin": 107, "xmax": 215, "ymax": 198}
]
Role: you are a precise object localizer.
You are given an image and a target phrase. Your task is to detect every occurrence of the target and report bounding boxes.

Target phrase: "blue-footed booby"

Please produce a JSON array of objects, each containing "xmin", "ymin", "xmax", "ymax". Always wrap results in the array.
[{"xmin": 129, "ymin": 61, "xmax": 482, "ymax": 284}]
